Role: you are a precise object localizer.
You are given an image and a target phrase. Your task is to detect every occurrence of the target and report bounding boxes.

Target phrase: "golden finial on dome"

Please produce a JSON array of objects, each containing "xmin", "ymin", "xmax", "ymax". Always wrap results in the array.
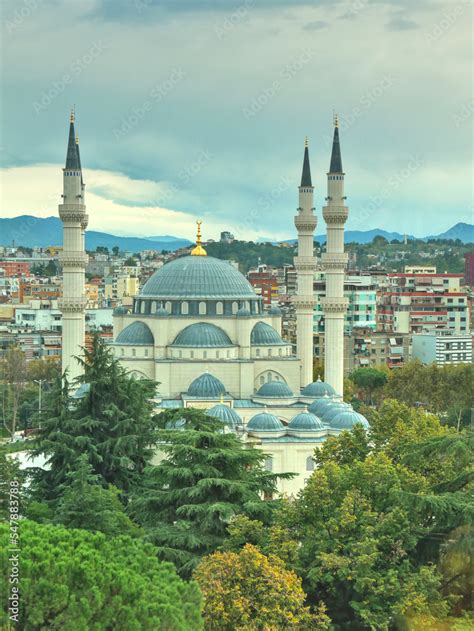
[{"xmin": 191, "ymin": 220, "xmax": 207, "ymax": 256}]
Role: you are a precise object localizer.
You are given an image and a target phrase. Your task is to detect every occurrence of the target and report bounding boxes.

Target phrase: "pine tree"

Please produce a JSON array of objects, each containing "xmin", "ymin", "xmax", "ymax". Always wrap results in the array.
[
  {"xmin": 131, "ymin": 408, "xmax": 293, "ymax": 578},
  {"xmin": 31, "ymin": 335, "xmax": 159, "ymax": 502}
]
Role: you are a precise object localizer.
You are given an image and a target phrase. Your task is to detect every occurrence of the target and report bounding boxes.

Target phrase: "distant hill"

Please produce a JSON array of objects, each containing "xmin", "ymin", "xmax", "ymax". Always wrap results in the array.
[
  {"xmin": 425, "ymin": 223, "xmax": 474, "ymax": 243},
  {"xmin": 281, "ymin": 228, "xmax": 412, "ymax": 245},
  {"xmin": 0, "ymin": 216, "xmax": 192, "ymax": 252}
]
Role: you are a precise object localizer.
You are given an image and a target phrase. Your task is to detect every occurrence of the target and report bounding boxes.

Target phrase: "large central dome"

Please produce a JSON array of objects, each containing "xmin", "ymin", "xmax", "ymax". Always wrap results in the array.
[{"xmin": 141, "ymin": 255, "xmax": 256, "ymax": 299}]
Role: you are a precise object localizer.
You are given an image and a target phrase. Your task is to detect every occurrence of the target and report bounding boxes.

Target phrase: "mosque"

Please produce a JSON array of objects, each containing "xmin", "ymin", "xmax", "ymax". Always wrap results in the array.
[{"xmin": 59, "ymin": 113, "xmax": 368, "ymax": 495}]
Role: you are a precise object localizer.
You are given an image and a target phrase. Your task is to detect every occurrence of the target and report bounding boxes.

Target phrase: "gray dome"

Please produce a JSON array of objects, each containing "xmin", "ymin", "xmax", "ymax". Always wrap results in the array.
[
  {"xmin": 187, "ymin": 373, "xmax": 226, "ymax": 397},
  {"xmin": 115, "ymin": 321, "xmax": 154, "ymax": 345},
  {"xmin": 302, "ymin": 378, "xmax": 337, "ymax": 398},
  {"xmin": 308, "ymin": 396, "xmax": 335, "ymax": 416},
  {"xmin": 255, "ymin": 381, "xmax": 293, "ymax": 398},
  {"xmin": 288, "ymin": 411, "xmax": 324, "ymax": 431},
  {"xmin": 331, "ymin": 410, "xmax": 370, "ymax": 430},
  {"xmin": 247, "ymin": 412, "xmax": 284, "ymax": 432},
  {"xmin": 251, "ymin": 322, "xmax": 286, "ymax": 346},
  {"xmin": 172, "ymin": 323, "xmax": 233, "ymax": 347},
  {"xmin": 321, "ymin": 403, "xmax": 352, "ymax": 423},
  {"xmin": 268, "ymin": 305, "xmax": 282, "ymax": 315},
  {"xmin": 207, "ymin": 403, "xmax": 242, "ymax": 428},
  {"xmin": 236, "ymin": 307, "xmax": 251, "ymax": 317},
  {"xmin": 113, "ymin": 305, "xmax": 129, "ymax": 315},
  {"xmin": 140, "ymin": 256, "xmax": 256, "ymax": 299}
]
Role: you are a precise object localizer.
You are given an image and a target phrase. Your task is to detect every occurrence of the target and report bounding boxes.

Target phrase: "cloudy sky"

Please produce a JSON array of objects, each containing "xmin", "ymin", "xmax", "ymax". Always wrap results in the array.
[{"xmin": 1, "ymin": 0, "xmax": 472, "ymax": 241}]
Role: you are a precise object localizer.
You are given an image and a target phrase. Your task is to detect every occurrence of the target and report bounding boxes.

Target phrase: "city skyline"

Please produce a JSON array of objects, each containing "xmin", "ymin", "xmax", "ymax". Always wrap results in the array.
[{"xmin": 1, "ymin": 0, "xmax": 472, "ymax": 242}]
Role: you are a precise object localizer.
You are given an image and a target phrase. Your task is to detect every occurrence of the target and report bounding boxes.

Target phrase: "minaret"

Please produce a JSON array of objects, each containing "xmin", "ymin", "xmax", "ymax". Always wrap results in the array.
[
  {"xmin": 293, "ymin": 139, "xmax": 317, "ymax": 388},
  {"xmin": 321, "ymin": 115, "xmax": 349, "ymax": 396},
  {"xmin": 58, "ymin": 111, "xmax": 88, "ymax": 383}
]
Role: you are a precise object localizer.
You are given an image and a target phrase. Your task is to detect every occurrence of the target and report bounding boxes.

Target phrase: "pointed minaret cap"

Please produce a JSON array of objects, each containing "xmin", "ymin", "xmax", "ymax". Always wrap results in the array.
[
  {"xmin": 300, "ymin": 138, "xmax": 312, "ymax": 187},
  {"xmin": 65, "ymin": 110, "xmax": 81, "ymax": 170},
  {"xmin": 191, "ymin": 220, "xmax": 207, "ymax": 256},
  {"xmin": 329, "ymin": 114, "xmax": 343, "ymax": 173}
]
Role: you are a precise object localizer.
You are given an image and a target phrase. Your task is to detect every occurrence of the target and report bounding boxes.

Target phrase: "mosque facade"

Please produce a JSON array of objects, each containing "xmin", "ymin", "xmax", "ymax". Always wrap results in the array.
[{"xmin": 59, "ymin": 115, "xmax": 367, "ymax": 496}]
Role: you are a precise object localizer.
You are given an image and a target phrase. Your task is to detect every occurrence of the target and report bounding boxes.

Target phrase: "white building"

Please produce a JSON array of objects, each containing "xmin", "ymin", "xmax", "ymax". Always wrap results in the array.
[{"xmin": 412, "ymin": 329, "xmax": 472, "ymax": 366}]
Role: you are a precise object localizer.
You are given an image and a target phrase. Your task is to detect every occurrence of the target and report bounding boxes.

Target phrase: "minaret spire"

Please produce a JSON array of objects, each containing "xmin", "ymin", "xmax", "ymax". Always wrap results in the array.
[
  {"xmin": 58, "ymin": 111, "xmax": 88, "ymax": 383},
  {"xmin": 321, "ymin": 116, "xmax": 349, "ymax": 397},
  {"xmin": 293, "ymin": 139, "xmax": 317, "ymax": 388}
]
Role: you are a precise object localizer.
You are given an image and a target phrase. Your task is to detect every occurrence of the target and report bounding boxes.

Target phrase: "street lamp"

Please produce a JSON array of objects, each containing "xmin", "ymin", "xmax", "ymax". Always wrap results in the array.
[{"xmin": 34, "ymin": 379, "xmax": 46, "ymax": 427}]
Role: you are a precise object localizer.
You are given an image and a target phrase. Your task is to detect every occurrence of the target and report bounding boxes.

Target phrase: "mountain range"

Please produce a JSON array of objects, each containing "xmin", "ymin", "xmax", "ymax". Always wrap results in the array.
[{"xmin": 0, "ymin": 216, "xmax": 472, "ymax": 250}]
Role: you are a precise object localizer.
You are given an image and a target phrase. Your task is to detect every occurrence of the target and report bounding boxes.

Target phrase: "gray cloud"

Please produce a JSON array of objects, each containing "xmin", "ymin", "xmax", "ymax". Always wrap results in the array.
[{"xmin": 385, "ymin": 17, "xmax": 419, "ymax": 31}]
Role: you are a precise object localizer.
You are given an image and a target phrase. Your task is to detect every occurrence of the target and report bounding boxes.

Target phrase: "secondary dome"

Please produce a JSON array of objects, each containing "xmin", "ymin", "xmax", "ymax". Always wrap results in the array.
[
  {"xmin": 187, "ymin": 373, "xmax": 226, "ymax": 397},
  {"xmin": 321, "ymin": 403, "xmax": 352, "ymax": 423},
  {"xmin": 308, "ymin": 396, "xmax": 335, "ymax": 416},
  {"xmin": 251, "ymin": 322, "xmax": 286, "ymax": 346},
  {"xmin": 115, "ymin": 321, "xmax": 154, "ymax": 345},
  {"xmin": 113, "ymin": 305, "xmax": 129, "ymax": 315},
  {"xmin": 207, "ymin": 403, "xmax": 242, "ymax": 428},
  {"xmin": 140, "ymin": 256, "xmax": 256, "ymax": 299},
  {"xmin": 302, "ymin": 377, "xmax": 337, "ymax": 398},
  {"xmin": 255, "ymin": 381, "xmax": 293, "ymax": 398},
  {"xmin": 288, "ymin": 411, "xmax": 324, "ymax": 431},
  {"xmin": 172, "ymin": 323, "xmax": 233, "ymax": 347},
  {"xmin": 247, "ymin": 412, "xmax": 284, "ymax": 432},
  {"xmin": 268, "ymin": 305, "xmax": 282, "ymax": 315},
  {"xmin": 331, "ymin": 410, "xmax": 370, "ymax": 430}
]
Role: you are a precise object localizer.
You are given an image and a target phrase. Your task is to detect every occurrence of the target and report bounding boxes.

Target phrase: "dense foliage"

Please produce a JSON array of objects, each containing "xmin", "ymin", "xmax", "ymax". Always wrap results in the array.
[
  {"xmin": 0, "ymin": 520, "xmax": 202, "ymax": 630},
  {"xmin": 195, "ymin": 543, "xmax": 329, "ymax": 630},
  {"xmin": 130, "ymin": 408, "xmax": 292, "ymax": 578}
]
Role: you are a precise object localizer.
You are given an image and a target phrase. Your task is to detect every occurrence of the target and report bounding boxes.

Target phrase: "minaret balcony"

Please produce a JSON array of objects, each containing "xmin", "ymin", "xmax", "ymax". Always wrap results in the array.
[
  {"xmin": 58, "ymin": 296, "xmax": 88, "ymax": 312},
  {"xmin": 320, "ymin": 297, "xmax": 349, "ymax": 313},
  {"xmin": 322, "ymin": 207, "xmax": 348, "ymax": 224},
  {"xmin": 294, "ymin": 215, "xmax": 317, "ymax": 231},
  {"xmin": 58, "ymin": 252, "xmax": 89, "ymax": 267},
  {"xmin": 291, "ymin": 295, "xmax": 317, "ymax": 309},
  {"xmin": 59, "ymin": 205, "xmax": 87, "ymax": 222},
  {"xmin": 321, "ymin": 253, "xmax": 348, "ymax": 268},
  {"xmin": 294, "ymin": 256, "xmax": 316, "ymax": 271}
]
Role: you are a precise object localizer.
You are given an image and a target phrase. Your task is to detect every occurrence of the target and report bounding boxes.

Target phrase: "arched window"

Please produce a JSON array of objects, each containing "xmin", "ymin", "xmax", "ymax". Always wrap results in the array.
[
  {"xmin": 264, "ymin": 457, "xmax": 273, "ymax": 472},
  {"xmin": 203, "ymin": 351, "xmax": 207, "ymax": 359},
  {"xmin": 256, "ymin": 348, "xmax": 260, "ymax": 357},
  {"xmin": 216, "ymin": 351, "xmax": 220, "ymax": 358},
  {"xmin": 150, "ymin": 301, "xmax": 157, "ymax": 314},
  {"xmin": 199, "ymin": 301, "xmax": 206, "ymax": 315},
  {"xmin": 121, "ymin": 348, "xmax": 124, "ymax": 356},
  {"xmin": 232, "ymin": 301, "xmax": 238, "ymax": 314},
  {"xmin": 306, "ymin": 456, "xmax": 314, "ymax": 472},
  {"xmin": 278, "ymin": 348, "xmax": 282, "ymax": 356},
  {"xmin": 140, "ymin": 301, "xmax": 146, "ymax": 314},
  {"xmin": 165, "ymin": 301, "xmax": 172, "ymax": 313},
  {"xmin": 216, "ymin": 301, "xmax": 223, "ymax": 315},
  {"xmin": 266, "ymin": 373, "xmax": 272, "ymax": 383},
  {"xmin": 260, "ymin": 376, "xmax": 265, "ymax": 385},
  {"xmin": 132, "ymin": 348, "xmax": 136, "ymax": 357},
  {"xmin": 268, "ymin": 348, "xmax": 272, "ymax": 356},
  {"xmin": 181, "ymin": 301, "xmax": 189, "ymax": 315},
  {"xmin": 178, "ymin": 350, "xmax": 182, "ymax": 359},
  {"xmin": 190, "ymin": 351, "xmax": 194, "ymax": 358}
]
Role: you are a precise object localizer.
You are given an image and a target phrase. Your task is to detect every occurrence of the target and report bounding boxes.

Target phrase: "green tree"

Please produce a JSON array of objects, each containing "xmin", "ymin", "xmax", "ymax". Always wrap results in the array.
[
  {"xmin": 31, "ymin": 335, "xmax": 159, "ymax": 502},
  {"xmin": 0, "ymin": 520, "xmax": 202, "ymax": 630},
  {"xmin": 0, "ymin": 345, "xmax": 27, "ymax": 437},
  {"xmin": 349, "ymin": 367, "xmax": 387, "ymax": 405},
  {"xmin": 53, "ymin": 454, "xmax": 139, "ymax": 536},
  {"xmin": 194, "ymin": 544, "xmax": 329, "ymax": 630},
  {"xmin": 112, "ymin": 245, "xmax": 120, "ymax": 256},
  {"xmin": 130, "ymin": 408, "xmax": 293, "ymax": 578}
]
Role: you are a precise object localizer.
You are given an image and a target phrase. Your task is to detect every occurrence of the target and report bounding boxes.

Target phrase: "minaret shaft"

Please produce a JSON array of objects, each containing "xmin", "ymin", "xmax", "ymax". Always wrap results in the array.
[
  {"xmin": 293, "ymin": 143, "xmax": 317, "ymax": 388},
  {"xmin": 58, "ymin": 114, "xmax": 88, "ymax": 382},
  {"xmin": 321, "ymin": 122, "xmax": 348, "ymax": 396}
]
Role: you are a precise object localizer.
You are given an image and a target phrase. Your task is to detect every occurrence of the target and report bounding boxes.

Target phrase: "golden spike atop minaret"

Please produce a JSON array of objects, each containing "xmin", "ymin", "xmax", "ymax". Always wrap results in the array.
[
  {"xmin": 334, "ymin": 112, "xmax": 339, "ymax": 128},
  {"xmin": 304, "ymin": 136, "xmax": 308, "ymax": 148},
  {"xmin": 70, "ymin": 107, "xmax": 75, "ymax": 123},
  {"xmin": 190, "ymin": 220, "xmax": 207, "ymax": 256},
  {"xmin": 75, "ymin": 135, "xmax": 79, "ymax": 145}
]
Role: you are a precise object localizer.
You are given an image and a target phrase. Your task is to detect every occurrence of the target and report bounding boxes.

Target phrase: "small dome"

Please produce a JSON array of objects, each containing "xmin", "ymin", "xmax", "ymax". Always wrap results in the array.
[
  {"xmin": 287, "ymin": 411, "xmax": 324, "ymax": 431},
  {"xmin": 302, "ymin": 377, "xmax": 337, "ymax": 398},
  {"xmin": 236, "ymin": 307, "xmax": 251, "ymax": 317},
  {"xmin": 207, "ymin": 403, "xmax": 242, "ymax": 428},
  {"xmin": 308, "ymin": 396, "xmax": 336, "ymax": 416},
  {"xmin": 255, "ymin": 381, "xmax": 293, "ymax": 398},
  {"xmin": 247, "ymin": 412, "xmax": 284, "ymax": 432},
  {"xmin": 187, "ymin": 373, "xmax": 226, "ymax": 398},
  {"xmin": 251, "ymin": 322, "xmax": 286, "ymax": 346},
  {"xmin": 113, "ymin": 305, "xmax": 129, "ymax": 315},
  {"xmin": 268, "ymin": 305, "xmax": 282, "ymax": 315},
  {"xmin": 172, "ymin": 323, "xmax": 233, "ymax": 347},
  {"xmin": 155, "ymin": 307, "xmax": 169, "ymax": 316},
  {"xmin": 115, "ymin": 321, "xmax": 154, "ymax": 345},
  {"xmin": 321, "ymin": 403, "xmax": 352, "ymax": 423},
  {"xmin": 331, "ymin": 410, "xmax": 370, "ymax": 430}
]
